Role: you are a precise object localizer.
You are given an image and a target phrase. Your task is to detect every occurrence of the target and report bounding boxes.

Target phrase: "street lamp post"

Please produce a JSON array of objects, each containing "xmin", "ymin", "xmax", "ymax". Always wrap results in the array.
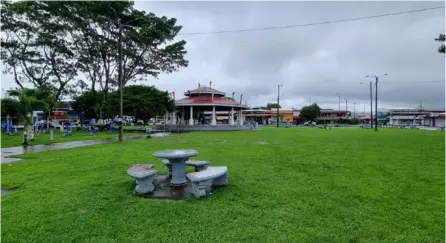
[
  {"xmin": 366, "ymin": 74, "xmax": 388, "ymax": 131},
  {"xmin": 118, "ymin": 24, "xmax": 124, "ymax": 142},
  {"xmin": 360, "ymin": 81, "xmax": 374, "ymax": 129},
  {"xmin": 111, "ymin": 8, "xmax": 143, "ymax": 142},
  {"xmin": 336, "ymin": 93, "xmax": 341, "ymax": 112},
  {"xmin": 277, "ymin": 84, "xmax": 282, "ymax": 128}
]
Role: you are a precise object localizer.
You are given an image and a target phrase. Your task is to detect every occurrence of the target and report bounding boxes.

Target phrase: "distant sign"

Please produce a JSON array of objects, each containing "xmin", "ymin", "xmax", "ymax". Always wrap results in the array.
[{"xmin": 52, "ymin": 111, "xmax": 68, "ymax": 119}]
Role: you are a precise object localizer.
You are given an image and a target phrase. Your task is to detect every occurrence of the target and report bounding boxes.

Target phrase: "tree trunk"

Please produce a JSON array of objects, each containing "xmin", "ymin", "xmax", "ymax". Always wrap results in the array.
[
  {"xmin": 28, "ymin": 125, "xmax": 34, "ymax": 141},
  {"xmin": 22, "ymin": 126, "xmax": 28, "ymax": 146},
  {"xmin": 99, "ymin": 90, "xmax": 108, "ymax": 119}
]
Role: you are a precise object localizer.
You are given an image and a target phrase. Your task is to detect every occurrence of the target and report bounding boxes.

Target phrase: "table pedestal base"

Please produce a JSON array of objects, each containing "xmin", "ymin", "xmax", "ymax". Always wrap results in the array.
[
  {"xmin": 170, "ymin": 159, "xmax": 187, "ymax": 186},
  {"xmin": 150, "ymin": 175, "xmax": 191, "ymax": 200}
]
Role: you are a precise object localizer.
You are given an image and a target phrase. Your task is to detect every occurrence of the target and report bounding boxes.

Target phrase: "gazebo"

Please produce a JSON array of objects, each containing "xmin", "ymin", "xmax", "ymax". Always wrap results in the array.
[{"xmin": 173, "ymin": 84, "xmax": 248, "ymax": 126}]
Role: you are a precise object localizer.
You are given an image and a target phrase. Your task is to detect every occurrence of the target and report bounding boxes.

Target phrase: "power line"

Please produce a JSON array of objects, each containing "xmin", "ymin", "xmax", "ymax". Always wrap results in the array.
[
  {"xmin": 382, "ymin": 80, "xmax": 444, "ymax": 83},
  {"xmin": 178, "ymin": 6, "xmax": 445, "ymax": 36}
]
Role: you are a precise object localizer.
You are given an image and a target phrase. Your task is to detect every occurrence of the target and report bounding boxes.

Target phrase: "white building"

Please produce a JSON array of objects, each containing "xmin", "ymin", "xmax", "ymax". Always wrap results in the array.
[{"xmin": 388, "ymin": 109, "xmax": 445, "ymax": 127}]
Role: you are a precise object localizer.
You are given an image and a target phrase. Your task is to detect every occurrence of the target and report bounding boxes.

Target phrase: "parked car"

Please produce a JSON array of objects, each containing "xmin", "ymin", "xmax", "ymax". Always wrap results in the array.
[{"xmin": 303, "ymin": 121, "xmax": 316, "ymax": 126}]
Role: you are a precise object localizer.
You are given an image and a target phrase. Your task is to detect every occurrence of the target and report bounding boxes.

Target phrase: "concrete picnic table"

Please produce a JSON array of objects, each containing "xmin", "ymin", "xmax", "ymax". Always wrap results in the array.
[{"xmin": 152, "ymin": 149, "xmax": 198, "ymax": 186}]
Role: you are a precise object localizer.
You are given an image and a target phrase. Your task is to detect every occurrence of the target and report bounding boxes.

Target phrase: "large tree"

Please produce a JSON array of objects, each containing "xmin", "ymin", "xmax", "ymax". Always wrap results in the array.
[
  {"xmin": 1, "ymin": 1, "xmax": 188, "ymax": 120},
  {"xmin": 71, "ymin": 91, "xmax": 104, "ymax": 119},
  {"xmin": 56, "ymin": 1, "xmax": 187, "ymax": 117},
  {"xmin": 107, "ymin": 85, "xmax": 175, "ymax": 123},
  {"xmin": 1, "ymin": 1, "xmax": 80, "ymax": 114},
  {"xmin": 300, "ymin": 103, "xmax": 321, "ymax": 122},
  {"xmin": 73, "ymin": 85, "xmax": 175, "ymax": 123},
  {"xmin": 435, "ymin": 33, "xmax": 445, "ymax": 54}
]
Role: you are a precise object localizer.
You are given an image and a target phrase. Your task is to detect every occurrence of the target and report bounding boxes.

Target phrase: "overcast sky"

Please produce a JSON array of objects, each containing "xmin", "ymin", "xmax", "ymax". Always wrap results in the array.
[{"xmin": 2, "ymin": 1, "xmax": 445, "ymax": 110}]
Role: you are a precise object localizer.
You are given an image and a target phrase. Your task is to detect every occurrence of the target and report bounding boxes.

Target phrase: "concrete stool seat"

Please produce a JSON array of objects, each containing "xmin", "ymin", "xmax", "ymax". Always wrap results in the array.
[
  {"xmin": 186, "ymin": 166, "xmax": 228, "ymax": 198},
  {"xmin": 161, "ymin": 159, "xmax": 173, "ymax": 178},
  {"xmin": 127, "ymin": 164, "xmax": 158, "ymax": 194},
  {"xmin": 161, "ymin": 159, "xmax": 210, "ymax": 177},
  {"xmin": 186, "ymin": 160, "xmax": 210, "ymax": 172}
]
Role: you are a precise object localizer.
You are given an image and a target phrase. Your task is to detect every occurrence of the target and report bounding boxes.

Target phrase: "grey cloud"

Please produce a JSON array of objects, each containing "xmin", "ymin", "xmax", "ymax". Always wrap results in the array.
[{"xmin": 3, "ymin": 1, "xmax": 444, "ymax": 110}]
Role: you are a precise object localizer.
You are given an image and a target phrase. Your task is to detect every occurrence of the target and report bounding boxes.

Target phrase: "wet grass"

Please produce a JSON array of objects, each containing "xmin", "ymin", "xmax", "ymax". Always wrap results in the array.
[
  {"xmin": 1, "ymin": 130, "xmax": 144, "ymax": 148},
  {"xmin": 1, "ymin": 128, "xmax": 444, "ymax": 242}
]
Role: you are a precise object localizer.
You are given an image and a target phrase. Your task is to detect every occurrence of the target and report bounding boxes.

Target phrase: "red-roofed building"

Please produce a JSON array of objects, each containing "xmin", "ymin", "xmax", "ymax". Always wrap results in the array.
[
  {"xmin": 316, "ymin": 109, "xmax": 351, "ymax": 124},
  {"xmin": 174, "ymin": 84, "xmax": 248, "ymax": 125}
]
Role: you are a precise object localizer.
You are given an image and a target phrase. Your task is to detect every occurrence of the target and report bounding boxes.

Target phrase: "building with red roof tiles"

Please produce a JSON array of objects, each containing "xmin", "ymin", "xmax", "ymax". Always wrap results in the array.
[{"xmin": 173, "ymin": 84, "xmax": 248, "ymax": 126}]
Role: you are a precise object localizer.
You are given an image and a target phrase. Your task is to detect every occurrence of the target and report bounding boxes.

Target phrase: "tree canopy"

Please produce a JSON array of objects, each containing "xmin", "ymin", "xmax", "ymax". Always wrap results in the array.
[
  {"xmin": 1, "ymin": 98, "xmax": 21, "ymax": 118},
  {"xmin": 261, "ymin": 103, "xmax": 281, "ymax": 110},
  {"xmin": 73, "ymin": 85, "xmax": 174, "ymax": 122},
  {"xmin": 299, "ymin": 103, "xmax": 321, "ymax": 121},
  {"xmin": 1, "ymin": 1, "xmax": 188, "ymax": 118},
  {"xmin": 435, "ymin": 33, "xmax": 445, "ymax": 54}
]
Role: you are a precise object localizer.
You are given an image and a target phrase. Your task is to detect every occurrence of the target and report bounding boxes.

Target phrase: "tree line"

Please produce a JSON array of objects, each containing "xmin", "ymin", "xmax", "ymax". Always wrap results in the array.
[{"xmin": 1, "ymin": 1, "xmax": 187, "ymax": 121}]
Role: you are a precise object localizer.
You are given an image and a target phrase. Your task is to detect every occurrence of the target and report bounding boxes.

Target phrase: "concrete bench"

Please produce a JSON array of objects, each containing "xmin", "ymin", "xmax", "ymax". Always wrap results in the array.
[
  {"xmin": 127, "ymin": 164, "xmax": 158, "ymax": 194},
  {"xmin": 161, "ymin": 159, "xmax": 210, "ymax": 178},
  {"xmin": 186, "ymin": 166, "xmax": 228, "ymax": 198}
]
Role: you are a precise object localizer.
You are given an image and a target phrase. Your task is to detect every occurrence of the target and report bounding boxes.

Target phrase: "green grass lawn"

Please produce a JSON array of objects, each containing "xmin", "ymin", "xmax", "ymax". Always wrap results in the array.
[
  {"xmin": 1, "ymin": 128, "xmax": 444, "ymax": 242},
  {"xmin": 1, "ymin": 130, "xmax": 145, "ymax": 148}
]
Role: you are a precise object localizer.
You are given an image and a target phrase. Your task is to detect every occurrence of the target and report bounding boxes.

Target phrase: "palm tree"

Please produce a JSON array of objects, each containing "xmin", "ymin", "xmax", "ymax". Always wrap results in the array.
[{"xmin": 7, "ymin": 88, "xmax": 49, "ymax": 146}]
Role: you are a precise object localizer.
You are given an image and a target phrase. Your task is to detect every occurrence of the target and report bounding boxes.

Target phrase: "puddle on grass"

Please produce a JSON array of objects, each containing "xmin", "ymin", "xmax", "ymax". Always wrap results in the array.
[
  {"xmin": 1, "ymin": 188, "xmax": 16, "ymax": 196},
  {"xmin": 1, "ymin": 157, "xmax": 22, "ymax": 164},
  {"xmin": 256, "ymin": 140, "xmax": 280, "ymax": 146},
  {"xmin": 257, "ymin": 141, "xmax": 269, "ymax": 145}
]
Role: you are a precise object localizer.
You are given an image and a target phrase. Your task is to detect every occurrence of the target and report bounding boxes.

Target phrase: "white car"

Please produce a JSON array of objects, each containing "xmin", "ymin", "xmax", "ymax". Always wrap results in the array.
[{"xmin": 303, "ymin": 121, "xmax": 316, "ymax": 126}]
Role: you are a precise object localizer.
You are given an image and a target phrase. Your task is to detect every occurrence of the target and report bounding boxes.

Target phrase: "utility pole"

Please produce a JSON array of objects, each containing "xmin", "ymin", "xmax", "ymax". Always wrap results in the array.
[
  {"xmin": 345, "ymin": 98, "xmax": 348, "ymax": 112},
  {"xmin": 337, "ymin": 93, "xmax": 340, "ymax": 112},
  {"xmin": 353, "ymin": 102, "xmax": 356, "ymax": 119},
  {"xmin": 118, "ymin": 23, "xmax": 123, "ymax": 142},
  {"xmin": 420, "ymin": 100, "xmax": 423, "ymax": 111},
  {"xmin": 369, "ymin": 81, "xmax": 373, "ymax": 129},
  {"xmin": 277, "ymin": 84, "xmax": 282, "ymax": 128},
  {"xmin": 366, "ymin": 74, "xmax": 388, "ymax": 131},
  {"xmin": 337, "ymin": 93, "xmax": 340, "ymax": 124},
  {"xmin": 361, "ymin": 81, "xmax": 373, "ymax": 128},
  {"xmin": 375, "ymin": 76, "xmax": 378, "ymax": 131},
  {"xmin": 345, "ymin": 98, "xmax": 348, "ymax": 122},
  {"xmin": 110, "ymin": 7, "xmax": 143, "ymax": 142}
]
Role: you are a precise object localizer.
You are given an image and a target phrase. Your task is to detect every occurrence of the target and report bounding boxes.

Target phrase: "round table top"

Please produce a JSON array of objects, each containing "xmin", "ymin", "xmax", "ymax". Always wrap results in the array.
[{"xmin": 152, "ymin": 149, "xmax": 199, "ymax": 159}]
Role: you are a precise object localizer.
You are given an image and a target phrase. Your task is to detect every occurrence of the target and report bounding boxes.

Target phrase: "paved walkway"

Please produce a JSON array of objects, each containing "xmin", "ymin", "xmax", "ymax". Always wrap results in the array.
[{"xmin": 0, "ymin": 134, "xmax": 174, "ymax": 164}]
